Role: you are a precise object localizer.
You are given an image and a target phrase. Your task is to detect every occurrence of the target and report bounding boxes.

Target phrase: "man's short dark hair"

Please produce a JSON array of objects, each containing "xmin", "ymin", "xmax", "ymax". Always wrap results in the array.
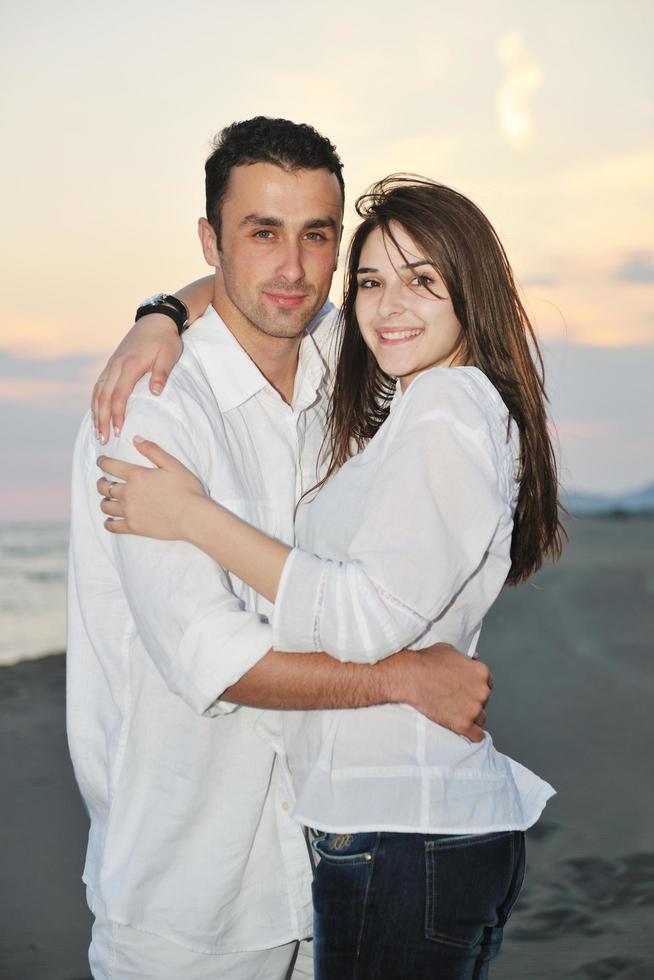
[{"xmin": 205, "ymin": 116, "xmax": 345, "ymax": 245}]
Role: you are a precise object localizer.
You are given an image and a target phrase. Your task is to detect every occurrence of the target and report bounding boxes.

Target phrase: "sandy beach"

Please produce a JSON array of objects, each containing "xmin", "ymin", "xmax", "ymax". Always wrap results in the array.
[{"xmin": 1, "ymin": 515, "xmax": 653, "ymax": 980}]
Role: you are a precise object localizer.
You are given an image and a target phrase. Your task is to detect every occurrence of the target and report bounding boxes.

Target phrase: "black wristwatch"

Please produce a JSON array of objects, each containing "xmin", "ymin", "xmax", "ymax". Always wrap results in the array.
[{"xmin": 135, "ymin": 293, "xmax": 189, "ymax": 335}]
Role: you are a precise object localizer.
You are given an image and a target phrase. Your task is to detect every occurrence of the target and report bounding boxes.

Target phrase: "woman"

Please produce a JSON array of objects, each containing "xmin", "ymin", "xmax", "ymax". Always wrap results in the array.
[{"xmin": 97, "ymin": 176, "xmax": 563, "ymax": 978}]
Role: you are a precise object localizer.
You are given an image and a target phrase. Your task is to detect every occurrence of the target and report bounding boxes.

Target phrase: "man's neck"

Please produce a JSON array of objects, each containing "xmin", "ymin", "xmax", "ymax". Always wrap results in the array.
[{"xmin": 212, "ymin": 292, "xmax": 301, "ymax": 405}]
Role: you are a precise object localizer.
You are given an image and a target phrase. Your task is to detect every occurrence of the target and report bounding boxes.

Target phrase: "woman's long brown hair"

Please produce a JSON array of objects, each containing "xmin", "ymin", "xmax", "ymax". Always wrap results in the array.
[{"xmin": 323, "ymin": 175, "xmax": 564, "ymax": 584}]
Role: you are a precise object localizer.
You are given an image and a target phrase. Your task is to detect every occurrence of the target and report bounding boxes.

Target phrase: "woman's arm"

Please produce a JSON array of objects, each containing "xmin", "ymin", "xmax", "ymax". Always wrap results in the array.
[
  {"xmin": 98, "ymin": 438, "xmax": 291, "ymax": 601},
  {"xmin": 97, "ymin": 372, "xmax": 510, "ymax": 664},
  {"xmin": 93, "ymin": 276, "xmax": 214, "ymax": 443}
]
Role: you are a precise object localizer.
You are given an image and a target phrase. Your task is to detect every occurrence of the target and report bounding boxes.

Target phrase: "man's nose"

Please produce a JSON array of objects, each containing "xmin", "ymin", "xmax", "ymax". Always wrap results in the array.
[{"xmin": 276, "ymin": 242, "xmax": 305, "ymax": 285}]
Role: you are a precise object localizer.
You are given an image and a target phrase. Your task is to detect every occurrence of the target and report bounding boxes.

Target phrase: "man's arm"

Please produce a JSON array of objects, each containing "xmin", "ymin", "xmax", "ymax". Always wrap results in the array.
[
  {"xmin": 222, "ymin": 646, "xmax": 491, "ymax": 742},
  {"xmin": 88, "ymin": 402, "xmax": 490, "ymax": 741}
]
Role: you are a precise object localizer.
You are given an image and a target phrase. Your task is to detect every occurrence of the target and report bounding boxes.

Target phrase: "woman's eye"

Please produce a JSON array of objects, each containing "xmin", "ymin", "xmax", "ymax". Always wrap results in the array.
[
  {"xmin": 411, "ymin": 274, "xmax": 434, "ymax": 288},
  {"xmin": 357, "ymin": 278, "xmax": 380, "ymax": 289}
]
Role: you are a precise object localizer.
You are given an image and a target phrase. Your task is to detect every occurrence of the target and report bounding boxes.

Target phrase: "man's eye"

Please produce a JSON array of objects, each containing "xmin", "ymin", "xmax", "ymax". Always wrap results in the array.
[
  {"xmin": 305, "ymin": 232, "xmax": 326, "ymax": 242},
  {"xmin": 254, "ymin": 230, "xmax": 274, "ymax": 239}
]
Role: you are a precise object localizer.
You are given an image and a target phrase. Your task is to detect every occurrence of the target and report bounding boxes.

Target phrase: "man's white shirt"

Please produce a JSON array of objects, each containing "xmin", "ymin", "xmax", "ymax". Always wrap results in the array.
[{"xmin": 67, "ymin": 303, "xmax": 337, "ymax": 953}]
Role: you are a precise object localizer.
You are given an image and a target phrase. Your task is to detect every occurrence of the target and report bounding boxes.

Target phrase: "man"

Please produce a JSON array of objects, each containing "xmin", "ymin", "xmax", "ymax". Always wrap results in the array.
[{"xmin": 69, "ymin": 117, "xmax": 491, "ymax": 979}]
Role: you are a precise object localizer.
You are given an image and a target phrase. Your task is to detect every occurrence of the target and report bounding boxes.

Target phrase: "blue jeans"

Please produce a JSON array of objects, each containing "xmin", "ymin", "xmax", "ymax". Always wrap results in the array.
[{"xmin": 311, "ymin": 829, "xmax": 526, "ymax": 980}]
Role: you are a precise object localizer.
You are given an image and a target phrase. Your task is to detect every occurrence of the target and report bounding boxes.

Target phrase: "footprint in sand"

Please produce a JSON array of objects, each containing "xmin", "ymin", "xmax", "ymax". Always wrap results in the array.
[
  {"xmin": 510, "ymin": 851, "xmax": 654, "ymax": 942},
  {"xmin": 573, "ymin": 955, "xmax": 653, "ymax": 979}
]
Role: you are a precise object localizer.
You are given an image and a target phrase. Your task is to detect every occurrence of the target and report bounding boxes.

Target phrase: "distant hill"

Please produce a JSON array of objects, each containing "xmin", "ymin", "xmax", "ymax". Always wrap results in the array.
[{"xmin": 564, "ymin": 482, "xmax": 654, "ymax": 516}]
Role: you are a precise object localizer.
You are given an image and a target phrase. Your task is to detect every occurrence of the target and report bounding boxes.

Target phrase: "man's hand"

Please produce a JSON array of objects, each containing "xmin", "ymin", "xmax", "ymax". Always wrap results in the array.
[
  {"xmin": 92, "ymin": 314, "xmax": 182, "ymax": 444},
  {"xmin": 397, "ymin": 643, "xmax": 493, "ymax": 742}
]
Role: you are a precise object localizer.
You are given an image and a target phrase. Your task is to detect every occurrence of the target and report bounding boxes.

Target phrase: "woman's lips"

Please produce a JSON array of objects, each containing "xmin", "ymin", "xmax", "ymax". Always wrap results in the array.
[
  {"xmin": 263, "ymin": 292, "xmax": 308, "ymax": 309},
  {"xmin": 376, "ymin": 328, "xmax": 424, "ymax": 344}
]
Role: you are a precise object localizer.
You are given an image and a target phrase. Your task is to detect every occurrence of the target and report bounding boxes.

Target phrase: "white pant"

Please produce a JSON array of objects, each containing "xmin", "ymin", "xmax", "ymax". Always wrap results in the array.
[{"xmin": 89, "ymin": 898, "xmax": 314, "ymax": 979}]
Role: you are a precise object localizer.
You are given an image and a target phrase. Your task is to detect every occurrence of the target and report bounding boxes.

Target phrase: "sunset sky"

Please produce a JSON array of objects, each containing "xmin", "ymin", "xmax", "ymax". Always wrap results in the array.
[{"xmin": 1, "ymin": 0, "xmax": 652, "ymax": 519}]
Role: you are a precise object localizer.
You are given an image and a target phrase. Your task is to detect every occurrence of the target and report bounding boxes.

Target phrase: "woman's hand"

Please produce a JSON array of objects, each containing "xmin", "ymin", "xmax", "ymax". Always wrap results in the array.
[
  {"xmin": 92, "ymin": 316, "xmax": 183, "ymax": 445},
  {"xmin": 97, "ymin": 437, "xmax": 206, "ymax": 541}
]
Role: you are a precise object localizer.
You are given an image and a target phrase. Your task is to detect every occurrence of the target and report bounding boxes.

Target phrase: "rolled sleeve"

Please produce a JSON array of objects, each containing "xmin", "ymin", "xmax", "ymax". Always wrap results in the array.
[
  {"xmin": 272, "ymin": 547, "xmax": 428, "ymax": 663},
  {"xmin": 272, "ymin": 548, "xmax": 324, "ymax": 653},
  {"xmin": 172, "ymin": 604, "xmax": 273, "ymax": 717}
]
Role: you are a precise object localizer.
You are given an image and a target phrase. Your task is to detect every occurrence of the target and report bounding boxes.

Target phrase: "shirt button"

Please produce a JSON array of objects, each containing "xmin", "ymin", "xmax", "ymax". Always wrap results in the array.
[{"xmin": 281, "ymin": 801, "xmax": 291, "ymax": 812}]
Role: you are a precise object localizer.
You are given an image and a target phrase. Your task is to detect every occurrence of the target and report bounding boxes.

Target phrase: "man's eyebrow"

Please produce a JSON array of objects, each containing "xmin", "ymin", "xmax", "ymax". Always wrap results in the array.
[
  {"xmin": 240, "ymin": 215, "xmax": 338, "ymax": 230},
  {"xmin": 304, "ymin": 217, "xmax": 338, "ymax": 231},
  {"xmin": 356, "ymin": 259, "xmax": 433, "ymax": 274},
  {"xmin": 240, "ymin": 214, "xmax": 283, "ymax": 227}
]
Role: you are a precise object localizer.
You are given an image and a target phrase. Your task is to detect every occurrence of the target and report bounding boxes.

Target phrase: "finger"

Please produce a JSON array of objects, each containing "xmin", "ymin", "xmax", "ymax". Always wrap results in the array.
[
  {"xmin": 104, "ymin": 517, "xmax": 130, "ymax": 534},
  {"xmin": 468, "ymin": 723, "xmax": 484, "ymax": 742},
  {"xmin": 91, "ymin": 373, "xmax": 107, "ymax": 431},
  {"xmin": 471, "ymin": 649, "xmax": 480, "ymax": 660},
  {"xmin": 474, "ymin": 709, "xmax": 487, "ymax": 728},
  {"xmin": 96, "ymin": 477, "xmax": 111, "ymax": 498},
  {"xmin": 96, "ymin": 477, "xmax": 125, "ymax": 500},
  {"xmin": 96, "ymin": 456, "xmax": 143, "ymax": 480},
  {"xmin": 100, "ymin": 498, "xmax": 125, "ymax": 518},
  {"xmin": 109, "ymin": 357, "xmax": 150, "ymax": 436},
  {"xmin": 149, "ymin": 348, "xmax": 175, "ymax": 396},
  {"xmin": 95, "ymin": 361, "xmax": 123, "ymax": 444},
  {"xmin": 132, "ymin": 436, "xmax": 178, "ymax": 469},
  {"xmin": 487, "ymin": 671, "xmax": 494, "ymax": 690},
  {"xmin": 459, "ymin": 723, "xmax": 484, "ymax": 743}
]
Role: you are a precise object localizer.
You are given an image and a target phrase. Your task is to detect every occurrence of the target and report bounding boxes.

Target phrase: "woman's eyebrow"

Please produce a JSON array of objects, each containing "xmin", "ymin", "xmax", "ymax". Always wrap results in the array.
[
  {"xmin": 357, "ymin": 259, "xmax": 432, "ymax": 274},
  {"xmin": 401, "ymin": 259, "xmax": 433, "ymax": 270}
]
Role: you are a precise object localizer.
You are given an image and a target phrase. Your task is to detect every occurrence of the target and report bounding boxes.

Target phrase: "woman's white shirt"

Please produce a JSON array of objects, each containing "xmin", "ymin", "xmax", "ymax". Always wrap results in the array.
[{"xmin": 271, "ymin": 366, "xmax": 555, "ymax": 834}]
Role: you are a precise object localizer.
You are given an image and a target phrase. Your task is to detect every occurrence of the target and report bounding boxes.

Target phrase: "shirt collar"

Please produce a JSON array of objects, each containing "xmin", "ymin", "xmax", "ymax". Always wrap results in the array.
[
  {"xmin": 183, "ymin": 304, "xmax": 329, "ymax": 413},
  {"xmin": 388, "ymin": 377, "xmax": 403, "ymax": 415},
  {"xmin": 293, "ymin": 328, "xmax": 331, "ymax": 412}
]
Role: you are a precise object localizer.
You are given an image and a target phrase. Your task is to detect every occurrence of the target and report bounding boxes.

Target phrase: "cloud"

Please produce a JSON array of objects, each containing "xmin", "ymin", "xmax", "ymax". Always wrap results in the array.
[
  {"xmin": 0, "ymin": 348, "xmax": 100, "ymax": 382},
  {"xmin": 542, "ymin": 341, "xmax": 654, "ymax": 495},
  {"xmin": 0, "ymin": 397, "xmax": 87, "ymax": 519},
  {"xmin": 0, "ymin": 348, "xmax": 102, "ymax": 408},
  {"xmin": 615, "ymin": 251, "xmax": 654, "ymax": 283},
  {"xmin": 496, "ymin": 32, "xmax": 543, "ymax": 148}
]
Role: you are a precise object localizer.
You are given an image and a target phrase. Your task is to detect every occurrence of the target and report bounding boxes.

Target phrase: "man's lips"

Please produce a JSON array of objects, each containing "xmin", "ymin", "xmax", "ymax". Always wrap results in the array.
[
  {"xmin": 375, "ymin": 327, "xmax": 424, "ymax": 345},
  {"xmin": 263, "ymin": 291, "xmax": 308, "ymax": 309}
]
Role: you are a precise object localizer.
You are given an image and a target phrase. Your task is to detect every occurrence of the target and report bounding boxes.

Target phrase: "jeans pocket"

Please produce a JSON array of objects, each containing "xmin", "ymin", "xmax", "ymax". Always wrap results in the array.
[
  {"xmin": 311, "ymin": 831, "xmax": 378, "ymax": 866},
  {"xmin": 424, "ymin": 830, "xmax": 521, "ymax": 948}
]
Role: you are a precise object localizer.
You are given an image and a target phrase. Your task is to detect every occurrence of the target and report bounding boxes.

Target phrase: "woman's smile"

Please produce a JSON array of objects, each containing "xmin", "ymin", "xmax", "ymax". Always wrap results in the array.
[
  {"xmin": 355, "ymin": 222, "xmax": 464, "ymax": 390},
  {"xmin": 376, "ymin": 327, "xmax": 425, "ymax": 343}
]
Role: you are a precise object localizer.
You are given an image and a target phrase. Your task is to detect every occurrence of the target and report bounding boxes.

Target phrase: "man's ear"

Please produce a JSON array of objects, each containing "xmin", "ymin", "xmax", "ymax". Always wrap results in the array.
[{"xmin": 198, "ymin": 217, "xmax": 221, "ymax": 268}]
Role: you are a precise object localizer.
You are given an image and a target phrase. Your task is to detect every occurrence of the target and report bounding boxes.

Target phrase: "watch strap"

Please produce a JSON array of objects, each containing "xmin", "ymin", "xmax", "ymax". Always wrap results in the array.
[{"xmin": 135, "ymin": 293, "xmax": 189, "ymax": 335}]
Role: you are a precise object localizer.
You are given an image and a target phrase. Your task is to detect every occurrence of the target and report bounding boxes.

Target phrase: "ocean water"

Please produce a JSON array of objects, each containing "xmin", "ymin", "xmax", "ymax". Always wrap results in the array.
[{"xmin": 0, "ymin": 522, "xmax": 68, "ymax": 666}]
